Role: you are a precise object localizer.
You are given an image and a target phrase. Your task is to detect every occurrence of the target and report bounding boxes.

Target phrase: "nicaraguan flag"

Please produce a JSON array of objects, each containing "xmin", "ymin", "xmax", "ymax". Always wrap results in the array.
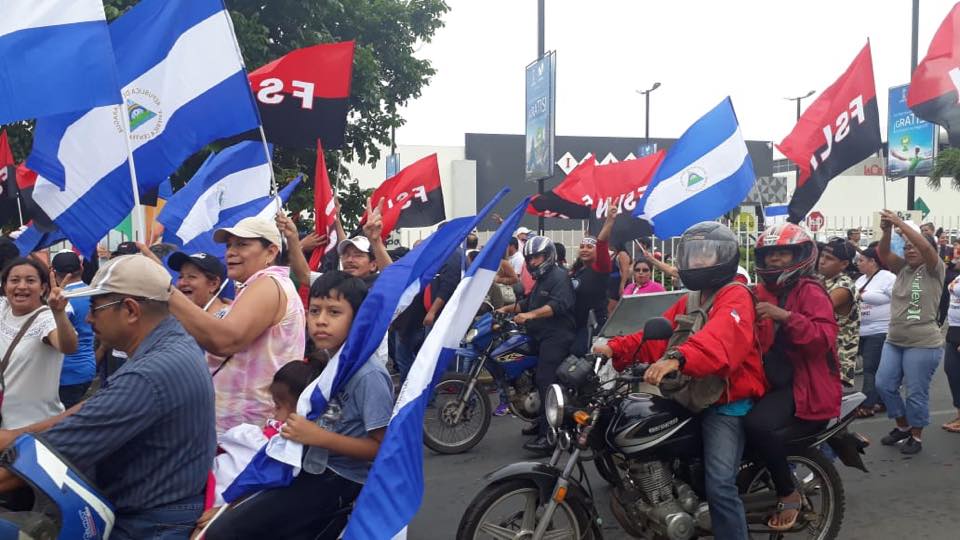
[
  {"xmin": 343, "ymin": 195, "xmax": 529, "ymax": 540},
  {"xmin": 158, "ymin": 141, "xmax": 273, "ymax": 250},
  {"xmin": 13, "ymin": 223, "xmax": 67, "ymax": 255},
  {"xmin": 634, "ymin": 97, "xmax": 756, "ymax": 238},
  {"xmin": 0, "ymin": 1, "xmax": 120, "ymax": 124},
  {"xmin": 223, "ymin": 189, "xmax": 509, "ymax": 504},
  {"xmin": 27, "ymin": 0, "xmax": 261, "ymax": 257}
]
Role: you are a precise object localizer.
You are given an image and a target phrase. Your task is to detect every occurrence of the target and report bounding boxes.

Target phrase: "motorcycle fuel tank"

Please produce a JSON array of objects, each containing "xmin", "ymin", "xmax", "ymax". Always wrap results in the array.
[
  {"xmin": 490, "ymin": 333, "xmax": 537, "ymax": 359},
  {"xmin": 606, "ymin": 392, "xmax": 699, "ymax": 458}
]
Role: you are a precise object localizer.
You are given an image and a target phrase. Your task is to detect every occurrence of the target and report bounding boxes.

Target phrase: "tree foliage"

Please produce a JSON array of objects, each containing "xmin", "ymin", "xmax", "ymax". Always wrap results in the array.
[
  {"xmin": 927, "ymin": 147, "xmax": 960, "ymax": 192},
  {"xmin": 3, "ymin": 0, "xmax": 449, "ymax": 232}
]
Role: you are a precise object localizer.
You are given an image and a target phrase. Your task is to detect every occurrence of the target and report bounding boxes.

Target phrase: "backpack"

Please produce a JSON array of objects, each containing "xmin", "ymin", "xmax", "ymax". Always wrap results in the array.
[{"xmin": 658, "ymin": 282, "xmax": 755, "ymax": 413}]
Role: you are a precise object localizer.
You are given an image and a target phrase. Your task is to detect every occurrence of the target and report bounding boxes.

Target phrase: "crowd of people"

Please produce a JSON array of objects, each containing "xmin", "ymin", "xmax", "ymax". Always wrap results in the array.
[{"xmin": 0, "ymin": 203, "xmax": 958, "ymax": 539}]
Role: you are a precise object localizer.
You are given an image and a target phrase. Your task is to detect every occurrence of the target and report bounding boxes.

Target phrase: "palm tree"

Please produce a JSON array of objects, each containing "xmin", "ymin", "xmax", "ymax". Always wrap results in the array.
[{"xmin": 928, "ymin": 147, "xmax": 960, "ymax": 190}]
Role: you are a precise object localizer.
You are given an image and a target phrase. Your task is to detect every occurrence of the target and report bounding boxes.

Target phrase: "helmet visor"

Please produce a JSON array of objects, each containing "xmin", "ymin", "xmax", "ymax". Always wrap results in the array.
[{"xmin": 676, "ymin": 238, "xmax": 739, "ymax": 272}]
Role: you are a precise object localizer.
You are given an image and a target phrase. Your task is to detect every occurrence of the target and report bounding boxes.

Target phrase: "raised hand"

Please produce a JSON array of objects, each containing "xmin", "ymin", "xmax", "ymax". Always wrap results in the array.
[
  {"xmin": 47, "ymin": 269, "xmax": 69, "ymax": 313},
  {"xmin": 363, "ymin": 197, "xmax": 385, "ymax": 241}
]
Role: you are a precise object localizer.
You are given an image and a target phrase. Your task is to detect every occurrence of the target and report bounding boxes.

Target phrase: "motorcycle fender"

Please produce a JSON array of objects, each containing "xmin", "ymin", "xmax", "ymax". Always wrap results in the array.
[
  {"xmin": 484, "ymin": 461, "xmax": 596, "ymax": 509},
  {"xmin": 827, "ymin": 430, "xmax": 869, "ymax": 473}
]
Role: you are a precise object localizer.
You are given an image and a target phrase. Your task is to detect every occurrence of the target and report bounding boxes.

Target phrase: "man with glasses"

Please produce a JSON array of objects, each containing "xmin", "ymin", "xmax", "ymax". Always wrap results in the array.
[{"xmin": 0, "ymin": 255, "xmax": 216, "ymax": 540}]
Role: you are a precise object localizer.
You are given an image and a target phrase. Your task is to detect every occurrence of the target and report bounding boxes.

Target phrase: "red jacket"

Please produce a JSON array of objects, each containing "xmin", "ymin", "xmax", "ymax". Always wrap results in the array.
[
  {"xmin": 608, "ymin": 285, "xmax": 766, "ymax": 404},
  {"xmin": 755, "ymin": 277, "xmax": 841, "ymax": 421}
]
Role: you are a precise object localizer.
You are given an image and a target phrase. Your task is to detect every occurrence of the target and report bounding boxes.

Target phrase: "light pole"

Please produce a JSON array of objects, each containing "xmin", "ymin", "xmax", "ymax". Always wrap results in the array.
[
  {"xmin": 785, "ymin": 90, "xmax": 815, "ymax": 193},
  {"xmin": 636, "ymin": 82, "xmax": 661, "ymax": 143},
  {"xmin": 908, "ymin": 0, "xmax": 919, "ymax": 210}
]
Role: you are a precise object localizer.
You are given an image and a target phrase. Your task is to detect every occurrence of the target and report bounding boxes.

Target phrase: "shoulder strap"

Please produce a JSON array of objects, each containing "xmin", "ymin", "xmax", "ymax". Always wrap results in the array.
[{"xmin": 1, "ymin": 308, "xmax": 49, "ymax": 388}]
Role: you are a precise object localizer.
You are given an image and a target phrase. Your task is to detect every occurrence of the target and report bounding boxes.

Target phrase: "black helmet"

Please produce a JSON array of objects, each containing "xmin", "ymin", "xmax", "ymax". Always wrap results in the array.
[
  {"xmin": 675, "ymin": 222, "xmax": 740, "ymax": 291},
  {"xmin": 522, "ymin": 235, "xmax": 556, "ymax": 279}
]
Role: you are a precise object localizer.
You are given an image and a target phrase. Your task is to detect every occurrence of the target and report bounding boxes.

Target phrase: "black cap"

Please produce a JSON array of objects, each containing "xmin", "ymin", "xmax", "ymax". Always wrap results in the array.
[
  {"xmin": 168, "ymin": 252, "xmax": 227, "ymax": 281},
  {"xmin": 113, "ymin": 242, "xmax": 139, "ymax": 256},
  {"xmin": 821, "ymin": 238, "xmax": 856, "ymax": 263},
  {"xmin": 51, "ymin": 250, "xmax": 82, "ymax": 274}
]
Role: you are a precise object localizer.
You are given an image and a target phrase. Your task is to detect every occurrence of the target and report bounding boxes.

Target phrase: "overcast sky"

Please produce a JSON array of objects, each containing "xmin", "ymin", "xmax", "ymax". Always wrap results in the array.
[{"xmin": 396, "ymin": 0, "xmax": 958, "ymax": 149}]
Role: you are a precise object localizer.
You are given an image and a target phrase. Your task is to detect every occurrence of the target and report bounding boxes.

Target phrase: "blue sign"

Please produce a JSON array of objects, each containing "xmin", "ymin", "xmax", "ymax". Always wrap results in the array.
[
  {"xmin": 386, "ymin": 153, "xmax": 400, "ymax": 179},
  {"xmin": 887, "ymin": 84, "xmax": 937, "ymax": 178},
  {"xmin": 637, "ymin": 142, "xmax": 658, "ymax": 158},
  {"xmin": 525, "ymin": 51, "xmax": 556, "ymax": 182}
]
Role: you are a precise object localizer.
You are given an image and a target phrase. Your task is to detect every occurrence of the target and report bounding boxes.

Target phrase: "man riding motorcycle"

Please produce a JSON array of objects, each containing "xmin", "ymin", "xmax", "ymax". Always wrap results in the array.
[
  {"xmin": 594, "ymin": 222, "xmax": 765, "ymax": 540},
  {"xmin": 498, "ymin": 235, "xmax": 576, "ymax": 455}
]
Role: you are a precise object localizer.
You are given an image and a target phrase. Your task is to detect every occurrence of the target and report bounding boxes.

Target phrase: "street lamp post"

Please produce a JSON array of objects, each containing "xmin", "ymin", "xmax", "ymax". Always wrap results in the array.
[
  {"xmin": 636, "ymin": 82, "xmax": 661, "ymax": 143},
  {"xmin": 785, "ymin": 90, "xmax": 816, "ymax": 200}
]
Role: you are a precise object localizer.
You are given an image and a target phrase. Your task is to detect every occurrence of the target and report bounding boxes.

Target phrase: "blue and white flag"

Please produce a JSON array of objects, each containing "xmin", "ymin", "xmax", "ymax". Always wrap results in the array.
[
  {"xmin": 28, "ymin": 0, "xmax": 262, "ymax": 257},
  {"xmin": 344, "ymin": 195, "xmax": 529, "ymax": 540},
  {"xmin": 13, "ymin": 224, "xmax": 66, "ymax": 255},
  {"xmin": 0, "ymin": 1, "xmax": 120, "ymax": 124},
  {"xmin": 763, "ymin": 204, "xmax": 789, "ymax": 227},
  {"xmin": 223, "ymin": 189, "xmax": 509, "ymax": 504},
  {"xmin": 158, "ymin": 141, "xmax": 273, "ymax": 250},
  {"xmin": 634, "ymin": 97, "xmax": 756, "ymax": 238}
]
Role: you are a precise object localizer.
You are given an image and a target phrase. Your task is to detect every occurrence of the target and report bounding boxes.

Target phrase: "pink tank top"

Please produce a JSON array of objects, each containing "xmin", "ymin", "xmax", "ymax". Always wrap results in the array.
[{"xmin": 208, "ymin": 266, "xmax": 305, "ymax": 434}]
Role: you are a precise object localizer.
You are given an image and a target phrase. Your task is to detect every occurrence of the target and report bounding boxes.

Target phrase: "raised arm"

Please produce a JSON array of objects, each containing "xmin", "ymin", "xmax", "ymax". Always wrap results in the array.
[
  {"xmin": 877, "ymin": 210, "xmax": 905, "ymax": 274},
  {"xmin": 363, "ymin": 198, "xmax": 393, "ymax": 272},
  {"xmin": 883, "ymin": 209, "xmax": 941, "ymax": 273},
  {"xmin": 44, "ymin": 272, "xmax": 77, "ymax": 354},
  {"xmin": 276, "ymin": 212, "xmax": 312, "ymax": 289}
]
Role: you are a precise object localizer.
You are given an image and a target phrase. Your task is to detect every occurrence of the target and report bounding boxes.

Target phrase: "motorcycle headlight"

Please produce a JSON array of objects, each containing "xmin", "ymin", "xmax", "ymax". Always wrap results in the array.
[
  {"xmin": 464, "ymin": 328, "xmax": 478, "ymax": 344},
  {"xmin": 545, "ymin": 384, "xmax": 566, "ymax": 429}
]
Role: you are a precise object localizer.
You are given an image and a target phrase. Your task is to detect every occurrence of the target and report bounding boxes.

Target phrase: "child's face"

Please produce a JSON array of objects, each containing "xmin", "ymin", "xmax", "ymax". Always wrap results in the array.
[
  {"xmin": 271, "ymin": 383, "xmax": 296, "ymax": 423},
  {"xmin": 308, "ymin": 290, "xmax": 355, "ymax": 353}
]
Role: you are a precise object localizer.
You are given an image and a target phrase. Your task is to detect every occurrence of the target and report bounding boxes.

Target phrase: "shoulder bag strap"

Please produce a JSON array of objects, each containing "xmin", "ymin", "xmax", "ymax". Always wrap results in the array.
[
  {"xmin": 212, "ymin": 274, "xmax": 284, "ymax": 378},
  {"xmin": 1, "ymin": 308, "xmax": 49, "ymax": 391}
]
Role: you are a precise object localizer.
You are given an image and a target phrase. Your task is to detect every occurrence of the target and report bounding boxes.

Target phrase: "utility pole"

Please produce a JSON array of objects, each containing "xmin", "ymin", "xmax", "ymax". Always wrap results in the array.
[
  {"xmin": 785, "ymin": 90, "xmax": 815, "ymax": 191},
  {"xmin": 536, "ymin": 0, "xmax": 545, "ymax": 235},
  {"xmin": 907, "ymin": 0, "xmax": 919, "ymax": 210}
]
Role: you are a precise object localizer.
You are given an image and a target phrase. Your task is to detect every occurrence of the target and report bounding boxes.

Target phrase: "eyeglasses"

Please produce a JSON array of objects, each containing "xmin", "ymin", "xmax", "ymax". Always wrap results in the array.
[{"xmin": 90, "ymin": 299, "xmax": 125, "ymax": 313}]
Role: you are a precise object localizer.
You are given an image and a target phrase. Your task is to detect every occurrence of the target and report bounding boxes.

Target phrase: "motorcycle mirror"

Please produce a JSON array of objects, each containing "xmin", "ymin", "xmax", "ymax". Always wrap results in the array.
[{"xmin": 642, "ymin": 317, "xmax": 673, "ymax": 341}]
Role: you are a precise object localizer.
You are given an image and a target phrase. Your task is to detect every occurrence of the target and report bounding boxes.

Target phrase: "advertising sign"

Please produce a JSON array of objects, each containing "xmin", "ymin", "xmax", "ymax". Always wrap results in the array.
[
  {"xmin": 525, "ymin": 51, "xmax": 556, "ymax": 182},
  {"xmin": 887, "ymin": 84, "xmax": 937, "ymax": 178}
]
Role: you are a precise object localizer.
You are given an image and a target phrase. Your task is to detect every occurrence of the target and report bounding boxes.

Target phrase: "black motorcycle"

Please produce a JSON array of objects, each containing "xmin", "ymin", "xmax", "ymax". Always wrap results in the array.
[{"xmin": 457, "ymin": 318, "xmax": 869, "ymax": 540}]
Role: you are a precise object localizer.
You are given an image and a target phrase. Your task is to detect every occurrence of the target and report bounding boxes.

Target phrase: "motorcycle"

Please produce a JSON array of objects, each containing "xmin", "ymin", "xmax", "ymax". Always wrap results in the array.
[
  {"xmin": 458, "ymin": 317, "xmax": 869, "ymax": 540},
  {"xmin": 423, "ymin": 311, "xmax": 540, "ymax": 454},
  {"xmin": 0, "ymin": 434, "xmax": 115, "ymax": 540}
]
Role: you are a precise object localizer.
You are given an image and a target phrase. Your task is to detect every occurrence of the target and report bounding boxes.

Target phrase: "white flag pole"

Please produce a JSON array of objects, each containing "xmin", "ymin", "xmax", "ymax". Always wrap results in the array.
[
  {"xmin": 15, "ymin": 197, "xmax": 23, "ymax": 227},
  {"xmin": 117, "ymin": 102, "xmax": 146, "ymax": 243}
]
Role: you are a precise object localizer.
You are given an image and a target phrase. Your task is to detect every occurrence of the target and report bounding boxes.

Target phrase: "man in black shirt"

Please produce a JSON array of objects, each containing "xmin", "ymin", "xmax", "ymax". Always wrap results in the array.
[{"xmin": 498, "ymin": 235, "xmax": 575, "ymax": 454}]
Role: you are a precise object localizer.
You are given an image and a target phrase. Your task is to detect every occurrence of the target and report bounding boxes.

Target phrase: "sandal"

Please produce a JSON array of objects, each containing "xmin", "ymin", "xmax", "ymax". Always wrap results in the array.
[
  {"xmin": 942, "ymin": 418, "xmax": 960, "ymax": 432},
  {"xmin": 768, "ymin": 499, "xmax": 803, "ymax": 531},
  {"xmin": 873, "ymin": 403, "xmax": 886, "ymax": 414},
  {"xmin": 855, "ymin": 406, "xmax": 874, "ymax": 418}
]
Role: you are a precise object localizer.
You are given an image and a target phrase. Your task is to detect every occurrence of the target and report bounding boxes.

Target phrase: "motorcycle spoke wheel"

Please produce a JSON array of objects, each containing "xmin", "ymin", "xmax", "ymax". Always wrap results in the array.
[
  {"xmin": 423, "ymin": 375, "xmax": 491, "ymax": 454},
  {"xmin": 467, "ymin": 484, "xmax": 581, "ymax": 540}
]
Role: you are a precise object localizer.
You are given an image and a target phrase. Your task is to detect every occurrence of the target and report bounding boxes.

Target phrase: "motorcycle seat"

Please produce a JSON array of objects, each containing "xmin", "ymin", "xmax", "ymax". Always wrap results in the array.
[{"xmin": 773, "ymin": 420, "xmax": 828, "ymax": 446}]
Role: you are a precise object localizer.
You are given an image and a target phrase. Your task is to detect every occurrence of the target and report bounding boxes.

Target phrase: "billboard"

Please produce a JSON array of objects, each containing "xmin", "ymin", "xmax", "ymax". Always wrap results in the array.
[
  {"xmin": 887, "ymin": 84, "xmax": 937, "ymax": 178},
  {"xmin": 524, "ymin": 51, "xmax": 556, "ymax": 181}
]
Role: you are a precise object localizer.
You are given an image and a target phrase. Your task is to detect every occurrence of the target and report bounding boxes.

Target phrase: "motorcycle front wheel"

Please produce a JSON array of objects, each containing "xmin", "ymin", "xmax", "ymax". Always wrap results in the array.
[
  {"xmin": 423, "ymin": 373, "xmax": 491, "ymax": 454},
  {"xmin": 744, "ymin": 448, "xmax": 845, "ymax": 540},
  {"xmin": 457, "ymin": 479, "xmax": 596, "ymax": 540}
]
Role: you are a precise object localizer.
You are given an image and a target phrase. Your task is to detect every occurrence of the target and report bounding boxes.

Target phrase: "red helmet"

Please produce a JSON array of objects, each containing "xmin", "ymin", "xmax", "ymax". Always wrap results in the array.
[{"xmin": 754, "ymin": 223, "xmax": 818, "ymax": 290}]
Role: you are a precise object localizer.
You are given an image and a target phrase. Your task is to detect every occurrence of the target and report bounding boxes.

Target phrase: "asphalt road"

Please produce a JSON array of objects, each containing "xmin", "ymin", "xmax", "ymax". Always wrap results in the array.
[{"xmin": 409, "ymin": 371, "xmax": 960, "ymax": 539}]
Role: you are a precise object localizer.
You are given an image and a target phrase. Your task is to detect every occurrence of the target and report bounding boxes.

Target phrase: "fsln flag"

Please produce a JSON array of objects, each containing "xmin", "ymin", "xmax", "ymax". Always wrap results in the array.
[
  {"xmin": 0, "ymin": 1, "xmax": 121, "ymax": 124},
  {"xmin": 249, "ymin": 41, "xmax": 355, "ymax": 149},
  {"xmin": 308, "ymin": 140, "xmax": 338, "ymax": 271},
  {"xmin": 14, "ymin": 164, "xmax": 56, "ymax": 233},
  {"xmin": 344, "ymin": 194, "xmax": 526, "ymax": 540},
  {"xmin": 367, "ymin": 154, "xmax": 445, "ymax": 240},
  {"xmin": 908, "ymin": 3, "xmax": 960, "ymax": 146},
  {"xmin": 634, "ymin": 97, "xmax": 756, "ymax": 238},
  {"xmin": 27, "ymin": 0, "xmax": 262, "ymax": 257},
  {"xmin": 223, "ymin": 189, "xmax": 507, "ymax": 504},
  {"xmin": 778, "ymin": 43, "xmax": 881, "ymax": 224},
  {"xmin": 158, "ymin": 141, "xmax": 274, "ymax": 249},
  {"xmin": 0, "ymin": 131, "xmax": 15, "ymax": 200}
]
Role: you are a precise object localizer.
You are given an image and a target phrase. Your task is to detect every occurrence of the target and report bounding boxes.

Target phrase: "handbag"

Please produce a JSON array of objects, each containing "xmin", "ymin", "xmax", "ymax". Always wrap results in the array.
[{"xmin": 0, "ymin": 308, "xmax": 49, "ymax": 425}]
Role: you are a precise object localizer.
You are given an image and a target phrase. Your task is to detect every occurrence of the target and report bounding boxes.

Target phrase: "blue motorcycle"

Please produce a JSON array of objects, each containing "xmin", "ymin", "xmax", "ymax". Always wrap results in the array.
[
  {"xmin": 423, "ymin": 311, "xmax": 540, "ymax": 454},
  {"xmin": 0, "ymin": 434, "xmax": 115, "ymax": 540}
]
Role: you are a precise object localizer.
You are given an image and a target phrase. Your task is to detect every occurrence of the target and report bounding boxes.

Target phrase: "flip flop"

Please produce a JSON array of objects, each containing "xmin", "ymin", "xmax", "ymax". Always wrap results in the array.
[
  {"xmin": 943, "ymin": 418, "xmax": 960, "ymax": 432},
  {"xmin": 855, "ymin": 407, "xmax": 875, "ymax": 418},
  {"xmin": 768, "ymin": 500, "xmax": 803, "ymax": 531}
]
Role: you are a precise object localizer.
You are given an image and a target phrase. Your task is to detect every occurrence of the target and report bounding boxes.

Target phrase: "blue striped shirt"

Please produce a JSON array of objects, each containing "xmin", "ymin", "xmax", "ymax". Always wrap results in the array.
[{"xmin": 41, "ymin": 316, "xmax": 216, "ymax": 513}]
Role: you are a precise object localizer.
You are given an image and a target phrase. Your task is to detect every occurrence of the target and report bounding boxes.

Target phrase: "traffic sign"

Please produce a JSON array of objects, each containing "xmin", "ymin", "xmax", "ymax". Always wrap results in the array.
[{"xmin": 805, "ymin": 211, "xmax": 825, "ymax": 232}]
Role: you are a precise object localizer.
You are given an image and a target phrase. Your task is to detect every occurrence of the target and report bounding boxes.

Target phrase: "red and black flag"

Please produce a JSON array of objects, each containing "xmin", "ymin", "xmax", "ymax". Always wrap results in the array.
[
  {"xmin": 0, "ymin": 130, "xmax": 17, "ymax": 224},
  {"xmin": 249, "ymin": 41, "xmax": 354, "ymax": 149},
  {"xmin": 529, "ymin": 151, "xmax": 664, "ymax": 246},
  {"xmin": 778, "ymin": 43, "xmax": 881, "ymax": 224},
  {"xmin": 308, "ymin": 140, "xmax": 339, "ymax": 271},
  {"xmin": 367, "ymin": 154, "xmax": 445, "ymax": 240},
  {"xmin": 15, "ymin": 163, "xmax": 56, "ymax": 232},
  {"xmin": 908, "ymin": 3, "xmax": 960, "ymax": 146}
]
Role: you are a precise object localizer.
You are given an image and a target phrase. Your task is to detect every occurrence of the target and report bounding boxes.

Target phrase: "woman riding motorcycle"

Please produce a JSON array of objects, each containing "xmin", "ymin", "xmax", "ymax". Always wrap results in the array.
[
  {"xmin": 594, "ymin": 221, "xmax": 765, "ymax": 540},
  {"xmin": 746, "ymin": 223, "xmax": 841, "ymax": 531}
]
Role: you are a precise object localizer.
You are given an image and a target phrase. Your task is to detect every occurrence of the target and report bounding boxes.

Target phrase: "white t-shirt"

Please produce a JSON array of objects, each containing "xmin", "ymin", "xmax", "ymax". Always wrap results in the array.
[
  {"xmin": 0, "ymin": 298, "xmax": 65, "ymax": 429},
  {"xmin": 855, "ymin": 270, "xmax": 896, "ymax": 336},
  {"xmin": 947, "ymin": 275, "xmax": 960, "ymax": 328},
  {"xmin": 509, "ymin": 251, "xmax": 524, "ymax": 276}
]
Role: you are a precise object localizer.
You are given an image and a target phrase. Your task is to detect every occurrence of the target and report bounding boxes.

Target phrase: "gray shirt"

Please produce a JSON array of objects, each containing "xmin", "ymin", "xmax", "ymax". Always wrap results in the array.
[
  {"xmin": 302, "ymin": 360, "xmax": 393, "ymax": 484},
  {"xmin": 887, "ymin": 259, "xmax": 946, "ymax": 348}
]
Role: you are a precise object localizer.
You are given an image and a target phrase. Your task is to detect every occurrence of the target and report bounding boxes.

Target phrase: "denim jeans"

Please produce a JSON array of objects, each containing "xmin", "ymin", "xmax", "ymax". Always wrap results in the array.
[
  {"xmin": 876, "ymin": 342, "xmax": 942, "ymax": 428},
  {"xmin": 111, "ymin": 496, "xmax": 203, "ymax": 540},
  {"xmin": 701, "ymin": 408, "xmax": 749, "ymax": 540},
  {"xmin": 858, "ymin": 333, "xmax": 886, "ymax": 408}
]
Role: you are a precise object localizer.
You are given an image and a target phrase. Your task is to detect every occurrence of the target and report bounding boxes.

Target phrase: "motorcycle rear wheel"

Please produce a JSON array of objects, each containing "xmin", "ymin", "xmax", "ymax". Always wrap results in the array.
[
  {"xmin": 423, "ymin": 373, "xmax": 491, "ymax": 454},
  {"xmin": 457, "ymin": 479, "xmax": 595, "ymax": 540},
  {"xmin": 744, "ymin": 448, "xmax": 845, "ymax": 540}
]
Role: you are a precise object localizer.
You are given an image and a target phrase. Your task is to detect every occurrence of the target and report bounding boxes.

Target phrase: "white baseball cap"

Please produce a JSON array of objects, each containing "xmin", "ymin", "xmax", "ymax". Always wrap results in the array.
[
  {"xmin": 337, "ymin": 236, "xmax": 372, "ymax": 256},
  {"xmin": 63, "ymin": 255, "xmax": 173, "ymax": 301},
  {"xmin": 213, "ymin": 216, "xmax": 282, "ymax": 248},
  {"xmin": 515, "ymin": 227, "xmax": 532, "ymax": 236}
]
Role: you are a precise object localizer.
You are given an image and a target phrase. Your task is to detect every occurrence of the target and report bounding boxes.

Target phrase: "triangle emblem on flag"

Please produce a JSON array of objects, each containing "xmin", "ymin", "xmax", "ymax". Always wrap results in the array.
[{"xmin": 127, "ymin": 99, "xmax": 158, "ymax": 132}]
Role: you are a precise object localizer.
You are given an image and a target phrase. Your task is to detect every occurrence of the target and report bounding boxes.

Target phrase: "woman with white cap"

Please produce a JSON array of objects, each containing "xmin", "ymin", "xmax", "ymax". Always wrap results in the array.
[{"xmin": 169, "ymin": 216, "xmax": 306, "ymax": 434}]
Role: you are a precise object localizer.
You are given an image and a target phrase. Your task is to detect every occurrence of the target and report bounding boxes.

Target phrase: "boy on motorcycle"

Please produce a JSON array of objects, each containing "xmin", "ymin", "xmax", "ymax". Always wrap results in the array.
[
  {"xmin": 594, "ymin": 222, "xmax": 765, "ymax": 540},
  {"xmin": 746, "ymin": 223, "xmax": 841, "ymax": 531}
]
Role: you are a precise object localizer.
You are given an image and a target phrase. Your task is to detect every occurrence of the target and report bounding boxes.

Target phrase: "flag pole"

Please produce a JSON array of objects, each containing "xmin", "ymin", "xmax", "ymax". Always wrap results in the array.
[
  {"xmin": 15, "ymin": 197, "xmax": 23, "ymax": 227},
  {"xmin": 117, "ymin": 103, "xmax": 146, "ymax": 243}
]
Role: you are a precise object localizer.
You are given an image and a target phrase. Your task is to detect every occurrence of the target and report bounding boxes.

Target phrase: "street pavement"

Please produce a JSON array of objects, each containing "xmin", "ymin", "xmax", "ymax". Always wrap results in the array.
[{"xmin": 410, "ymin": 371, "xmax": 960, "ymax": 539}]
